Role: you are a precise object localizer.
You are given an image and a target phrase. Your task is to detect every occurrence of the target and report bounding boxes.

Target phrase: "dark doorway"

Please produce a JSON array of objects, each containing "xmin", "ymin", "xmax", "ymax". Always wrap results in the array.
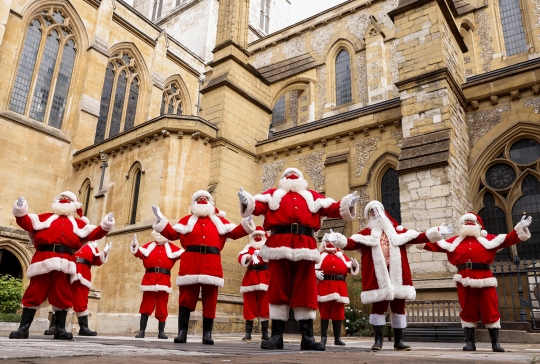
[{"xmin": 0, "ymin": 249, "xmax": 23, "ymax": 278}]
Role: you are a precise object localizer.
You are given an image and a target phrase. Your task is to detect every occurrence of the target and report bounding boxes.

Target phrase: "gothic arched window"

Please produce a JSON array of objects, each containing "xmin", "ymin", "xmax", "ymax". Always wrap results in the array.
[
  {"xmin": 271, "ymin": 95, "xmax": 285, "ymax": 126},
  {"xmin": 9, "ymin": 8, "xmax": 77, "ymax": 130},
  {"xmin": 129, "ymin": 167, "xmax": 142, "ymax": 225},
  {"xmin": 160, "ymin": 82, "xmax": 183, "ymax": 115},
  {"xmin": 512, "ymin": 175, "xmax": 540, "ymax": 259},
  {"xmin": 499, "ymin": 0, "xmax": 528, "ymax": 56},
  {"xmin": 478, "ymin": 192, "xmax": 509, "ymax": 261},
  {"xmin": 335, "ymin": 50, "xmax": 352, "ymax": 106},
  {"xmin": 381, "ymin": 167, "xmax": 401, "ymax": 224}
]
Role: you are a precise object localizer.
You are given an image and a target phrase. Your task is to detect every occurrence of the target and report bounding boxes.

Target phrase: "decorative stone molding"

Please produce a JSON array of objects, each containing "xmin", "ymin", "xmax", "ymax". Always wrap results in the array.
[
  {"xmin": 349, "ymin": 132, "xmax": 355, "ymax": 140},
  {"xmin": 390, "ymin": 130, "xmax": 404, "ymax": 146},
  {"xmin": 467, "ymin": 105, "xmax": 511, "ymax": 146},
  {"xmin": 290, "ymin": 91, "xmax": 298, "ymax": 126},
  {"xmin": 356, "ymin": 51, "xmax": 369, "ymax": 106},
  {"xmin": 311, "ymin": 24, "xmax": 334, "ymax": 57},
  {"xmin": 470, "ymin": 100, "xmax": 479, "ymax": 110},
  {"xmin": 152, "ymin": 72, "xmax": 165, "ymax": 90},
  {"xmin": 378, "ymin": 124, "xmax": 385, "ymax": 133},
  {"xmin": 335, "ymin": 136, "xmax": 341, "ymax": 143},
  {"xmin": 353, "ymin": 136, "xmax": 381, "ymax": 178},
  {"xmin": 316, "ymin": 65, "xmax": 327, "ymax": 120},
  {"xmin": 533, "ymin": 84, "xmax": 540, "ymax": 95},
  {"xmin": 524, "ymin": 97, "xmax": 540, "ymax": 113},
  {"xmin": 282, "ymin": 37, "xmax": 306, "ymax": 59},
  {"xmin": 178, "ymin": 131, "xmax": 183, "ymax": 138},
  {"xmin": 296, "ymin": 146, "xmax": 302, "ymax": 153},
  {"xmin": 510, "ymin": 90, "xmax": 521, "ymax": 100},
  {"xmin": 363, "ymin": 128, "xmax": 370, "ymax": 136},
  {"xmin": 253, "ymin": 48, "xmax": 273, "ymax": 68},
  {"xmin": 321, "ymin": 139, "xmax": 327, "ymax": 147},
  {"xmin": 296, "ymin": 149, "xmax": 325, "ymax": 191},
  {"xmin": 273, "ymin": 152, "xmax": 278, "ymax": 159},
  {"xmin": 490, "ymin": 96, "xmax": 499, "ymax": 105},
  {"xmin": 261, "ymin": 159, "xmax": 288, "ymax": 191},
  {"xmin": 284, "ymin": 148, "xmax": 290, "ymax": 156},
  {"xmin": 309, "ymin": 142, "xmax": 315, "ymax": 150},
  {"xmin": 476, "ymin": 9, "xmax": 494, "ymax": 73},
  {"xmin": 81, "ymin": 94, "xmax": 101, "ymax": 117}
]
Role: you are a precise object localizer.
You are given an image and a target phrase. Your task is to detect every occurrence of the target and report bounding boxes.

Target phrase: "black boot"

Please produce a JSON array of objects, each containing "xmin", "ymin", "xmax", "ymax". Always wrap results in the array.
[
  {"xmin": 242, "ymin": 320, "xmax": 253, "ymax": 341},
  {"xmin": 333, "ymin": 320, "xmax": 345, "ymax": 346},
  {"xmin": 261, "ymin": 319, "xmax": 285, "ymax": 350},
  {"xmin": 299, "ymin": 319, "xmax": 325, "ymax": 351},
  {"xmin": 44, "ymin": 313, "xmax": 56, "ymax": 335},
  {"xmin": 174, "ymin": 306, "xmax": 190, "ymax": 343},
  {"xmin": 488, "ymin": 328, "xmax": 505, "ymax": 352},
  {"xmin": 393, "ymin": 328, "xmax": 411, "ymax": 351},
  {"xmin": 320, "ymin": 319, "xmax": 329, "ymax": 345},
  {"xmin": 9, "ymin": 308, "xmax": 36, "ymax": 339},
  {"xmin": 78, "ymin": 315, "xmax": 97, "ymax": 336},
  {"xmin": 261, "ymin": 320, "xmax": 270, "ymax": 340},
  {"xmin": 202, "ymin": 316, "xmax": 214, "ymax": 345},
  {"xmin": 135, "ymin": 314, "xmax": 148, "ymax": 338},
  {"xmin": 53, "ymin": 310, "xmax": 73, "ymax": 340},
  {"xmin": 158, "ymin": 321, "xmax": 168, "ymax": 339},
  {"xmin": 463, "ymin": 327, "xmax": 476, "ymax": 351},
  {"xmin": 371, "ymin": 325, "xmax": 383, "ymax": 350}
]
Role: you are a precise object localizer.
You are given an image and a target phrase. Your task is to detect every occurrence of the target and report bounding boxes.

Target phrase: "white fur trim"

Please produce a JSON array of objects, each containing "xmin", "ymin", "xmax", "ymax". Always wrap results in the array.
[
  {"xmin": 461, "ymin": 320, "xmax": 477, "ymax": 328},
  {"xmin": 80, "ymin": 216, "xmax": 90, "ymax": 224},
  {"xmin": 393, "ymin": 285, "xmax": 416, "ymax": 300},
  {"xmin": 437, "ymin": 233, "xmax": 508, "ymax": 252},
  {"xmin": 239, "ymin": 284, "xmax": 269, "ymax": 292},
  {"xmin": 391, "ymin": 313, "xmax": 407, "ymax": 329},
  {"xmin": 453, "ymin": 274, "xmax": 498, "ymax": 288},
  {"xmin": 22, "ymin": 305, "xmax": 41, "ymax": 309},
  {"xmin": 317, "ymin": 293, "xmax": 350, "ymax": 304},
  {"xmin": 75, "ymin": 309, "xmax": 89, "ymax": 317},
  {"xmin": 52, "ymin": 306, "xmax": 66, "ymax": 312},
  {"xmin": 26, "ymin": 257, "xmax": 76, "ymax": 279},
  {"xmin": 364, "ymin": 200, "xmax": 384, "ymax": 218},
  {"xmin": 240, "ymin": 190, "xmax": 255, "ymax": 218},
  {"xmin": 138, "ymin": 242, "xmax": 156, "ymax": 257},
  {"xmin": 70, "ymin": 273, "xmax": 93, "ymax": 289},
  {"xmin": 99, "ymin": 215, "xmax": 114, "ymax": 232},
  {"xmin": 369, "ymin": 313, "xmax": 387, "ymax": 326},
  {"xmin": 260, "ymin": 245, "xmax": 321, "ymax": 262},
  {"xmin": 164, "ymin": 242, "xmax": 184, "ymax": 259},
  {"xmin": 293, "ymin": 307, "xmax": 316, "ymax": 320},
  {"xmin": 362, "ymin": 287, "xmax": 394, "ymax": 304},
  {"xmin": 514, "ymin": 222, "xmax": 532, "ymax": 241},
  {"xmin": 241, "ymin": 217, "xmax": 256, "ymax": 234},
  {"xmin": 12, "ymin": 199, "xmax": 29, "ymax": 217},
  {"xmin": 485, "ymin": 320, "xmax": 501, "ymax": 329},
  {"xmin": 191, "ymin": 190, "xmax": 213, "ymax": 203},
  {"xmin": 314, "ymin": 252, "xmax": 327, "ymax": 269},
  {"xmin": 426, "ymin": 226, "xmax": 443, "ymax": 242},
  {"xmin": 99, "ymin": 251, "xmax": 108, "ymax": 264},
  {"xmin": 176, "ymin": 274, "xmax": 224, "ymax": 287},
  {"xmin": 240, "ymin": 253, "xmax": 251, "ymax": 267},
  {"xmin": 151, "ymin": 230, "xmax": 169, "ymax": 243},
  {"xmin": 281, "ymin": 168, "xmax": 304, "ymax": 180},
  {"xmin": 140, "ymin": 284, "xmax": 173, "ymax": 293},
  {"xmin": 396, "ymin": 225, "xmax": 404, "ymax": 232},
  {"xmin": 339, "ymin": 194, "xmax": 356, "ymax": 221},
  {"xmin": 57, "ymin": 191, "xmax": 78, "ymax": 203},
  {"xmin": 257, "ymin": 317, "xmax": 269, "ymax": 322},
  {"xmin": 152, "ymin": 217, "xmax": 169, "ymax": 233},
  {"xmin": 253, "ymin": 190, "xmax": 336, "ymax": 214},
  {"xmin": 27, "ymin": 213, "xmax": 58, "ymax": 230},
  {"xmin": 269, "ymin": 304, "xmax": 290, "ymax": 321},
  {"xmin": 459, "ymin": 213, "xmax": 478, "ymax": 225},
  {"xmin": 335, "ymin": 251, "xmax": 351, "ymax": 268},
  {"xmin": 172, "ymin": 214, "xmax": 237, "ymax": 236}
]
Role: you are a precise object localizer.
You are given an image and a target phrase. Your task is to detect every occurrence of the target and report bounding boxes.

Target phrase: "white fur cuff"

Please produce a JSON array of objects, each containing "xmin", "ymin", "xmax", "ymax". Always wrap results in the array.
[
  {"xmin": 100, "ymin": 216, "xmax": 115, "ymax": 232},
  {"xmin": 369, "ymin": 314, "xmax": 387, "ymax": 326},
  {"xmin": 241, "ymin": 217, "xmax": 256, "ymax": 234},
  {"xmin": 339, "ymin": 194, "xmax": 356, "ymax": 221},
  {"xmin": 391, "ymin": 313, "xmax": 407, "ymax": 329},
  {"xmin": 453, "ymin": 274, "xmax": 498, "ymax": 288},
  {"xmin": 75, "ymin": 309, "xmax": 89, "ymax": 318},
  {"xmin": 293, "ymin": 307, "xmax": 316, "ymax": 320},
  {"xmin": 152, "ymin": 217, "xmax": 169, "ymax": 233},
  {"xmin": 515, "ymin": 223, "xmax": 531, "ymax": 241},
  {"xmin": 270, "ymin": 304, "xmax": 290, "ymax": 321},
  {"xmin": 461, "ymin": 320, "xmax": 477, "ymax": 328},
  {"xmin": 332, "ymin": 233, "xmax": 348, "ymax": 249},
  {"xmin": 240, "ymin": 191, "xmax": 255, "ymax": 218},
  {"xmin": 12, "ymin": 200, "xmax": 28, "ymax": 217},
  {"xmin": 99, "ymin": 251, "xmax": 108, "ymax": 264},
  {"xmin": 426, "ymin": 226, "xmax": 443, "ymax": 242},
  {"xmin": 485, "ymin": 319, "xmax": 501, "ymax": 329}
]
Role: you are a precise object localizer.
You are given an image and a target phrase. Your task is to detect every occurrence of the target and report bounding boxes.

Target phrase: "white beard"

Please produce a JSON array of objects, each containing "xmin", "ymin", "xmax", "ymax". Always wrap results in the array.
[
  {"xmin": 250, "ymin": 238, "xmax": 265, "ymax": 249},
  {"xmin": 51, "ymin": 202, "xmax": 77, "ymax": 216},
  {"xmin": 367, "ymin": 216, "xmax": 394, "ymax": 231},
  {"xmin": 459, "ymin": 224, "xmax": 481, "ymax": 238},
  {"xmin": 191, "ymin": 203, "xmax": 215, "ymax": 217},
  {"xmin": 151, "ymin": 230, "xmax": 169, "ymax": 244},
  {"xmin": 278, "ymin": 177, "xmax": 309, "ymax": 192}
]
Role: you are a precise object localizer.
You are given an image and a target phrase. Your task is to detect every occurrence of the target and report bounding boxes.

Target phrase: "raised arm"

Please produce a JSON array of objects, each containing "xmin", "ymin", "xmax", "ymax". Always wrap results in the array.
[
  {"xmin": 12, "ymin": 196, "xmax": 35, "ymax": 232},
  {"xmin": 151, "ymin": 205, "xmax": 182, "ymax": 242},
  {"xmin": 83, "ymin": 213, "xmax": 115, "ymax": 242},
  {"xmin": 238, "ymin": 188, "xmax": 268, "ymax": 217},
  {"xmin": 497, "ymin": 215, "xmax": 532, "ymax": 249},
  {"xmin": 131, "ymin": 234, "xmax": 144, "ymax": 259},
  {"xmin": 318, "ymin": 191, "xmax": 358, "ymax": 221},
  {"xmin": 227, "ymin": 216, "xmax": 256, "ymax": 241}
]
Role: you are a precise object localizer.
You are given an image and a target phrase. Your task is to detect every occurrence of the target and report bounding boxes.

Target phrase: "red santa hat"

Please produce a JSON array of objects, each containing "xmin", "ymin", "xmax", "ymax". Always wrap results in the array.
[
  {"xmin": 459, "ymin": 212, "xmax": 487, "ymax": 237},
  {"xmin": 55, "ymin": 191, "xmax": 82, "ymax": 208},
  {"xmin": 251, "ymin": 226, "xmax": 268, "ymax": 239},
  {"xmin": 191, "ymin": 190, "xmax": 213, "ymax": 203},
  {"xmin": 364, "ymin": 200, "xmax": 404, "ymax": 231},
  {"xmin": 280, "ymin": 168, "xmax": 304, "ymax": 180}
]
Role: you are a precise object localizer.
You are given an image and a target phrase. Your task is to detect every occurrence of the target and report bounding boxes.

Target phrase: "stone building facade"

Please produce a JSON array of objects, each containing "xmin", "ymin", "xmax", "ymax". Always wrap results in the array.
[{"xmin": 1, "ymin": 0, "xmax": 540, "ymax": 333}]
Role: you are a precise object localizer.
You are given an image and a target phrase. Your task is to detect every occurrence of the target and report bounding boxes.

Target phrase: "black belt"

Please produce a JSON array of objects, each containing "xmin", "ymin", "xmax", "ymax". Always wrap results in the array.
[
  {"xmin": 270, "ymin": 224, "xmax": 314, "ymax": 237},
  {"xmin": 324, "ymin": 274, "xmax": 345, "ymax": 281},
  {"xmin": 248, "ymin": 264, "xmax": 269, "ymax": 271},
  {"xmin": 457, "ymin": 262, "xmax": 491, "ymax": 272},
  {"xmin": 185, "ymin": 245, "xmax": 220, "ymax": 255},
  {"xmin": 76, "ymin": 257, "xmax": 92, "ymax": 267},
  {"xmin": 38, "ymin": 244, "xmax": 75, "ymax": 255},
  {"xmin": 146, "ymin": 268, "xmax": 171, "ymax": 275}
]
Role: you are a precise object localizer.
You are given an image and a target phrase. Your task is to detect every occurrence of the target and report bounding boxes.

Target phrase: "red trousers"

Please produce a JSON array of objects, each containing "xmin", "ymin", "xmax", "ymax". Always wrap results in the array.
[
  {"xmin": 318, "ymin": 300, "xmax": 345, "ymax": 320},
  {"xmin": 457, "ymin": 283, "xmax": 500, "ymax": 324},
  {"xmin": 140, "ymin": 291, "xmax": 169, "ymax": 322},
  {"xmin": 179, "ymin": 284, "xmax": 218, "ymax": 318},
  {"xmin": 267, "ymin": 259, "xmax": 318, "ymax": 310},
  {"xmin": 22, "ymin": 271, "xmax": 72, "ymax": 310},
  {"xmin": 371, "ymin": 299, "xmax": 405, "ymax": 315},
  {"xmin": 243, "ymin": 290, "xmax": 269, "ymax": 320},
  {"xmin": 70, "ymin": 281, "xmax": 89, "ymax": 315}
]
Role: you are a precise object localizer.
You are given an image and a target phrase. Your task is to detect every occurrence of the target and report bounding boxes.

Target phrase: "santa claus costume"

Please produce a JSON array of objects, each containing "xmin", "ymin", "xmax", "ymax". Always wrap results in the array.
[
  {"xmin": 315, "ymin": 231, "xmax": 360, "ymax": 346},
  {"xmin": 237, "ymin": 226, "xmax": 270, "ymax": 341},
  {"xmin": 131, "ymin": 230, "xmax": 184, "ymax": 339},
  {"xmin": 332, "ymin": 200, "xmax": 448, "ymax": 351},
  {"xmin": 421, "ymin": 212, "xmax": 532, "ymax": 352},
  {"xmin": 9, "ymin": 192, "xmax": 114, "ymax": 340},
  {"xmin": 70, "ymin": 239, "xmax": 111, "ymax": 336},
  {"xmin": 238, "ymin": 167, "xmax": 358, "ymax": 351},
  {"xmin": 152, "ymin": 190, "xmax": 255, "ymax": 344}
]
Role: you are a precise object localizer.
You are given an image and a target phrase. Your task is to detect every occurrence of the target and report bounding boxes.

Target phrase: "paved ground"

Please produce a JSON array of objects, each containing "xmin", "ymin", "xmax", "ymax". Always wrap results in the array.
[{"xmin": 1, "ymin": 333, "xmax": 540, "ymax": 363}]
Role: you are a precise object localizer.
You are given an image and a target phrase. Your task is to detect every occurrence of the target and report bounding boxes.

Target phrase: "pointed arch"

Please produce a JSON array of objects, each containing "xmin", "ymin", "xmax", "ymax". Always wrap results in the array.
[
  {"xmin": 162, "ymin": 74, "xmax": 193, "ymax": 115},
  {"xmin": 78, "ymin": 178, "xmax": 94, "ymax": 218},
  {"xmin": 0, "ymin": 240, "xmax": 33, "ymax": 280},
  {"xmin": 325, "ymin": 39, "xmax": 357, "ymax": 108},
  {"xmin": 125, "ymin": 161, "xmax": 145, "ymax": 225}
]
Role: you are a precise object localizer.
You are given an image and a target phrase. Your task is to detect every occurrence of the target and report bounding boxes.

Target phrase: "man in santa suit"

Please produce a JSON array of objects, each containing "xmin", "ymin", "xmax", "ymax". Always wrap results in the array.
[
  {"xmin": 237, "ymin": 167, "xmax": 358, "ymax": 351},
  {"xmin": 420, "ymin": 212, "xmax": 532, "ymax": 352},
  {"xmin": 9, "ymin": 192, "xmax": 114, "ymax": 340},
  {"xmin": 70, "ymin": 239, "xmax": 112, "ymax": 336},
  {"xmin": 131, "ymin": 230, "xmax": 184, "ymax": 339},
  {"xmin": 152, "ymin": 190, "xmax": 255, "ymax": 345},
  {"xmin": 331, "ymin": 200, "xmax": 452, "ymax": 351},
  {"xmin": 315, "ymin": 230, "xmax": 360, "ymax": 346},
  {"xmin": 237, "ymin": 226, "xmax": 270, "ymax": 342}
]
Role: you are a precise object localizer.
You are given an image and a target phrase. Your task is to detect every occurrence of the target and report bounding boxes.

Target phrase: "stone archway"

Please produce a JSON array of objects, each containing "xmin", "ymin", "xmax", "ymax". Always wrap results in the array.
[{"xmin": 0, "ymin": 239, "xmax": 33, "ymax": 281}]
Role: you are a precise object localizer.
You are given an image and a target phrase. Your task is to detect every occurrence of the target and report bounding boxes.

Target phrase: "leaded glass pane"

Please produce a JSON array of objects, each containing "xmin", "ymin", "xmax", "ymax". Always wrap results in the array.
[
  {"xmin": 130, "ymin": 170, "xmax": 142, "ymax": 225},
  {"xmin": 48, "ymin": 39, "xmax": 76, "ymax": 129},
  {"xmin": 509, "ymin": 139, "xmax": 540, "ymax": 165},
  {"xmin": 52, "ymin": 11, "xmax": 65, "ymax": 24},
  {"xmin": 95, "ymin": 63, "xmax": 114, "ymax": 143},
  {"xmin": 160, "ymin": 93, "xmax": 166, "ymax": 116},
  {"xmin": 29, "ymin": 30, "xmax": 60, "ymax": 122},
  {"xmin": 499, "ymin": 0, "xmax": 528, "ymax": 56},
  {"xmin": 176, "ymin": 101, "xmax": 183, "ymax": 115},
  {"xmin": 335, "ymin": 50, "xmax": 352, "ymax": 106},
  {"xmin": 9, "ymin": 20, "xmax": 41, "ymax": 115},
  {"xmin": 486, "ymin": 164, "xmax": 516, "ymax": 189},
  {"xmin": 260, "ymin": 0, "xmax": 265, "ymax": 29},
  {"xmin": 124, "ymin": 78, "xmax": 138, "ymax": 131},
  {"xmin": 167, "ymin": 97, "xmax": 174, "ymax": 114},
  {"xmin": 272, "ymin": 96, "xmax": 285, "ymax": 125},
  {"xmin": 157, "ymin": 0, "xmax": 163, "ymax": 19},
  {"xmin": 109, "ymin": 70, "xmax": 127, "ymax": 138},
  {"xmin": 478, "ymin": 193, "xmax": 509, "ymax": 261},
  {"xmin": 381, "ymin": 168, "xmax": 401, "ymax": 224},
  {"xmin": 512, "ymin": 175, "xmax": 540, "ymax": 259},
  {"xmin": 83, "ymin": 184, "xmax": 91, "ymax": 217}
]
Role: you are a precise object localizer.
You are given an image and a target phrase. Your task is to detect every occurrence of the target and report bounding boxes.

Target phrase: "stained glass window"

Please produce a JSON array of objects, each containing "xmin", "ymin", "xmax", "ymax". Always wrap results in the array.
[
  {"xmin": 124, "ymin": 78, "xmax": 139, "ymax": 131},
  {"xmin": 95, "ymin": 64, "xmax": 114, "ymax": 143},
  {"xmin": 381, "ymin": 168, "xmax": 401, "ymax": 224},
  {"xmin": 335, "ymin": 50, "xmax": 352, "ymax": 106},
  {"xmin": 49, "ymin": 39, "xmax": 76, "ymax": 129},
  {"xmin": 512, "ymin": 176, "xmax": 540, "ymax": 260},
  {"xmin": 83, "ymin": 183, "xmax": 91, "ymax": 217},
  {"xmin": 160, "ymin": 81, "xmax": 184, "ymax": 115},
  {"xmin": 486, "ymin": 164, "xmax": 516, "ymax": 189},
  {"xmin": 499, "ymin": 0, "xmax": 528, "ymax": 56},
  {"xmin": 130, "ymin": 169, "xmax": 142, "ymax": 225},
  {"xmin": 478, "ymin": 193, "xmax": 510, "ymax": 261},
  {"xmin": 272, "ymin": 96, "xmax": 285, "ymax": 125},
  {"xmin": 509, "ymin": 139, "xmax": 540, "ymax": 165}
]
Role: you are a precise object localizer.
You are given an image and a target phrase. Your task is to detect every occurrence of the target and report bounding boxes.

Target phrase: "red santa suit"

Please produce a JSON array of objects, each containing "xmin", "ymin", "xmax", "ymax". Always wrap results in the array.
[
  {"xmin": 132, "ymin": 231, "xmax": 183, "ymax": 322},
  {"xmin": 238, "ymin": 227, "xmax": 270, "ymax": 321},
  {"xmin": 422, "ymin": 212, "xmax": 531, "ymax": 328}
]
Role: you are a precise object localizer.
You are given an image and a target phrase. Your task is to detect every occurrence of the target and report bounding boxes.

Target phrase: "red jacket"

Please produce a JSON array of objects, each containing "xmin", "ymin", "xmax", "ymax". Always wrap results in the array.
[
  {"xmin": 315, "ymin": 251, "xmax": 359, "ymax": 303},
  {"xmin": 155, "ymin": 214, "xmax": 254, "ymax": 287},
  {"xmin": 71, "ymin": 242, "xmax": 106, "ymax": 289},
  {"xmin": 238, "ymin": 244, "xmax": 269, "ymax": 292},
  {"xmin": 133, "ymin": 241, "xmax": 183, "ymax": 293}
]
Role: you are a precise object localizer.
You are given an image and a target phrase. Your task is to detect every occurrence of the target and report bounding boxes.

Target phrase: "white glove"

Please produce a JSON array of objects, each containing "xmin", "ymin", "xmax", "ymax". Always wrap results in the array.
[
  {"xmin": 131, "ymin": 234, "xmax": 139, "ymax": 252},
  {"xmin": 247, "ymin": 215, "xmax": 252, "ymax": 224},
  {"xmin": 152, "ymin": 205, "xmax": 165, "ymax": 223},
  {"xmin": 17, "ymin": 196, "xmax": 25, "ymax": 207},
  {"xmin": 521, "ymin": 215, "xmax": 533, "ymax": 228},
  {"xmin": 439, "ymin": 223, "xmax": 453, "ymax": 235},
  {"xmin": 316, "ymin": 270, "xmax": 325, "ymax": 281},
  {"xmin": 349, "ymin": 191, "xmax": 359, "ymax": 208},
  {"xmin": 253, "ymin": 250, "xmax": 260, "ymax": 257},
  {"xmin": 326, "ymin": 229, "xmax": 338, "ymax": 245},
  {"xmin": 107, "ymin": 212, "xmax": 114, "ymax": 222},
  {"xmin": 103, "ymin": 242, "xmax": 112, "ymax": 254},
  {"xmin": 351, "ymin": 258, "xmax": 359, "ymax": 268},
  {"xmin": 238, "ymin": 187, "xmax": 248, "ymax": 205},
  {"xmin": 252, "ymin": 250, "xmax": 260, "ymax": 264}
]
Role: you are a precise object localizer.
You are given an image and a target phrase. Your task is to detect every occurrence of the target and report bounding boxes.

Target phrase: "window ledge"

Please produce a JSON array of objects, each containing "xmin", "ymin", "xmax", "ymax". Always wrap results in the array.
[{"xmin": 1, "ymin": 111, "xmax": 71, "ymax": 144}]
